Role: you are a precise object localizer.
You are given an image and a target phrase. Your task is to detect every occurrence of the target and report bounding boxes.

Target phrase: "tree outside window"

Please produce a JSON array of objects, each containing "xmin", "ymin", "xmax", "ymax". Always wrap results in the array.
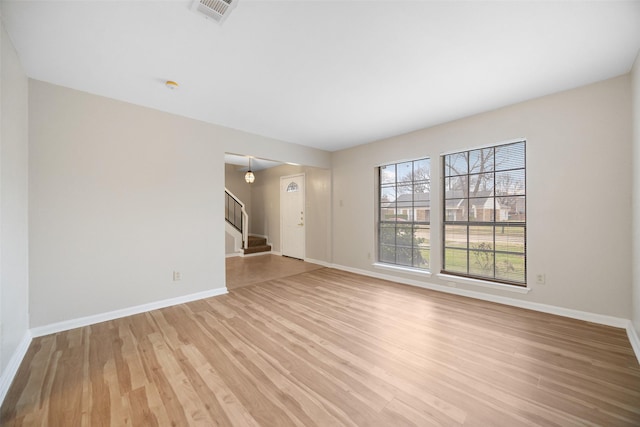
[{"xmin": 379, "ymin": 158, "xmax": 430, "ymax": 269}]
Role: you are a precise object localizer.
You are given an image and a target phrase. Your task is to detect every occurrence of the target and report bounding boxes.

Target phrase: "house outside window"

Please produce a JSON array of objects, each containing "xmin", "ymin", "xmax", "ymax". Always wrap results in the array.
[
  {"xmin": 378, "ymin": 158, "xmax": 430, "ymax": 269},
  {"xmin": 442, "ymin": 140, "xmax": 526, "ymax": 285}
]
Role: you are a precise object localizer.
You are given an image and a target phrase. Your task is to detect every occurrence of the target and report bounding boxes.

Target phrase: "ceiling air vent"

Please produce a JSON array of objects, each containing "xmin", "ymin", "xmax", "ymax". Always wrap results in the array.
[{"xmin": 192, "ymin": 0, "xmax": 237, "ymax": 24}]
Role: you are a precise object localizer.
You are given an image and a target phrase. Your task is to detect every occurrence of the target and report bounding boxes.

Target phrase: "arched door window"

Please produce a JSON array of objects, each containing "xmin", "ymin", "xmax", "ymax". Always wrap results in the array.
[{"xmin": 286, "ymin": 182, "xmax": 299, "ymax": 193}]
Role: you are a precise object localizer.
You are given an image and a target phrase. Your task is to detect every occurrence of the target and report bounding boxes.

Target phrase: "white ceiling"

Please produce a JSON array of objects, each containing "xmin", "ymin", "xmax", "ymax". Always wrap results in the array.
[{"xmin": 2, "ymin": 1, "xmax": 639, "ymax": 152}]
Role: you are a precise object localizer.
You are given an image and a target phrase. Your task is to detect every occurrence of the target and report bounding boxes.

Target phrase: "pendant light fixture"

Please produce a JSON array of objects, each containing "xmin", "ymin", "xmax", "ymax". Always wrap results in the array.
[{"xmin": 245, "ymin": 157, "xmax": 255, "ymax": 184}]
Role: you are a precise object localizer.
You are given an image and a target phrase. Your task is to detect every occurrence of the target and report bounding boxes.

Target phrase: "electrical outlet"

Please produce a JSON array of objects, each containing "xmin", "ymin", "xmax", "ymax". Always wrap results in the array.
[
  {"xmin": 536, "ymin": 273, "xmax": 546, "ymax": 285},
  {"xmin": 367, "ymin": 252, "xmax": 371, "ymax": 260},
  {"xmin": 173, "ymin": 271, "xmax": 182, "ymax": 281}
]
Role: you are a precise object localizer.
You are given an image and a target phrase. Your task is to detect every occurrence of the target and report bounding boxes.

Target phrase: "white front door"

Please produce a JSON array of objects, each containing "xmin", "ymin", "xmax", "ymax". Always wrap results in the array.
[{"xmin": 280, "ymin": 174, "xmax": 305, "ymax": 259}]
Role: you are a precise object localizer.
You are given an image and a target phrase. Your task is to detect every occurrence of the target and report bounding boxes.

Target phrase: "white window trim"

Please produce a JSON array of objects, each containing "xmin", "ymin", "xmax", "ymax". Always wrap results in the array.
[
  {"xmin": 437, "ymin": 273, "xmax": 531, "ymax": 294},
  {"xmin": 374, "ymin": 262, "xmax": 432, "ymax": 278}
]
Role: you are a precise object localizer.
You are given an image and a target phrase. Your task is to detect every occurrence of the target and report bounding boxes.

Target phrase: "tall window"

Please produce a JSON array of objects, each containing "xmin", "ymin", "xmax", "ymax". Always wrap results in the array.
[
  {"xmin": 379, "ymin": 158, "xmax": 430, "ymax": 269},
  {"xmin": 442, "ymin": 141, "xmax": 526, "ymax": 285}
]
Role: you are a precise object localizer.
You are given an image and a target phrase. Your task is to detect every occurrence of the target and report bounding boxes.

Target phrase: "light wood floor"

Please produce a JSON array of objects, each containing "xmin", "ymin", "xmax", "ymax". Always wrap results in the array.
[
  {"xmin": 225, "ymin": 254, "xmax": 324, "ymax": 290},
  {"xmin": 2, "ymin": 259, "xmax": 640, "ymax": 426}
]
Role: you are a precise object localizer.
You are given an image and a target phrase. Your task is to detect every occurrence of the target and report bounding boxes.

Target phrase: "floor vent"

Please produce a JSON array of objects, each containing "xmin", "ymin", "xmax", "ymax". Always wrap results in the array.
[{"xmin": 192, "ymin": 0, "xmax": 237, "ymax": 24}]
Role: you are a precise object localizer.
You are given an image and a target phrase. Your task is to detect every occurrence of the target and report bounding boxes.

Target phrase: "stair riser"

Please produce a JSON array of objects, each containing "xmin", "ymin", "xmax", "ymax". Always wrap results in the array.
[
  {"xmin": 244, "ymin": 235, "xmax": 271, "ymax": 254},
  {"xmin": 247, "ymin": 236, "xmax": 268, "ymax": 247},
  {"xmin": 244, "ymin": 245, "xmax": 272, "ymax": 255}
]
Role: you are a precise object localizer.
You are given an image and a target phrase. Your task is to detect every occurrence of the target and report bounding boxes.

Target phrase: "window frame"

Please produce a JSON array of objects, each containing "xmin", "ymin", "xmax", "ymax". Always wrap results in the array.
[
  {"xmin": 377, "ymin": 157, "xmax": 431, "ymax": 271},
  {"xmin": 441, "ymin": 140, "xmax": 527, "ymax": 286}
]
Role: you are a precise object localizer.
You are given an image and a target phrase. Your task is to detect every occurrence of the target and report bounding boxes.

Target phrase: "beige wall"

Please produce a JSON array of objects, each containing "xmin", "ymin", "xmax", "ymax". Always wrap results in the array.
[
  {"xmin": 0, "ymin": 20, "xmax": 29, "ymax": 380},
  {"xmin": 250, "ymin": 164, "xmax": 331, "ymax": 263},
  {"xmin": 632, "ymin": 51, "xmax": 640, "ymax": 334},
  {"xmin": 332, "ymin": 75, "xmax": 632, "ymax": 318},
  {"xmin": 28, "ymin": 80, "xmax": 330, "ymax": 328}
]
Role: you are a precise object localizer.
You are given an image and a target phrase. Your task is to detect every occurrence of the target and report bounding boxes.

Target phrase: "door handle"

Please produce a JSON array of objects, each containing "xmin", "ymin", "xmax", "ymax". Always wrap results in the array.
[{"xmin": 297, "ymin": 222, "xmax": 304, "ymax": 226}]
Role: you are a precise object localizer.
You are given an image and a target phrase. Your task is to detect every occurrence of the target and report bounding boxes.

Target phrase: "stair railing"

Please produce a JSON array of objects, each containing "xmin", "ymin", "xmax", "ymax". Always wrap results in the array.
[{"xmin": 225, "ymin": 188, "xmax": 249, "ymax": 249}]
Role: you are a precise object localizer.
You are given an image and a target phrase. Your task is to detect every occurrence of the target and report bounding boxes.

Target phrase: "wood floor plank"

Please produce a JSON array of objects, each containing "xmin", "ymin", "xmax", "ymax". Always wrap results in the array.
[
  {"xmin": 2, "ymin": 257, "xmax": 640, "ymax": 426},
  {"xmin": 129, "ymin": 386, "xmax": 158, "ymax": 427}
]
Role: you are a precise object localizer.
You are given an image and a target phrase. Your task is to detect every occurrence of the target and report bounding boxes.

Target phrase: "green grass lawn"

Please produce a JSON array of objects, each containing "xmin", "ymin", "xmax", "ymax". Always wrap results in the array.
[
  {"xmin": 381, "ymin": 224, "xmax": 526, "ymax": 283},
  {"xmin": 443, "ymin": 247, "xmax": 525, "ymax": 283}
]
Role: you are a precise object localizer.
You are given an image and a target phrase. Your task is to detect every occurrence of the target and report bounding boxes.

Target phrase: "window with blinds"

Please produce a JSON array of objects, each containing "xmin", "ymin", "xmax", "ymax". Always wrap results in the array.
[
  {"xmin": 442, "ymin": 141, "xmax": 526, "ymax": 285},
  {"xmin": 378, "ymin": 158, "xmax": 430, "ymax": 269}
]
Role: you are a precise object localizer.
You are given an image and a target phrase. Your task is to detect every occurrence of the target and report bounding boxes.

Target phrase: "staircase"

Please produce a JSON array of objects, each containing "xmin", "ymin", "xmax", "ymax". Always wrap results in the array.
[
  {"xmin": 225, "ymin": 188, "xmax": 248, "ymax": 252},
  {"xmin": 225, "ymin": 188, "xmax": 271, "ymax": 256},
  {"xmin": 244, "ymin": 235, "xmax": 272, "ymax": 255}
]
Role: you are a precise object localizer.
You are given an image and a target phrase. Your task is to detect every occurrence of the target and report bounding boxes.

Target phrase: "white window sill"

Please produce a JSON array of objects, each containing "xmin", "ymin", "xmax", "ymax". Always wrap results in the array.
[
  {"xmin": 436, "ymin": 273, "xmax": 531, "ymax": 294},
  {"xmin": 373, "ymin": 262, "xmax": 432, "ymax": 278}
]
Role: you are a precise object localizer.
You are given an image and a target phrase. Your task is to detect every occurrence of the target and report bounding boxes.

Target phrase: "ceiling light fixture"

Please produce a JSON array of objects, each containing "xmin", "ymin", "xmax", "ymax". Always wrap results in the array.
[
  {"xmin": 245, "ymin": 157, "xmax": 255, "ymax": 184},
  {"xmin": 165, "ymin": 80, "xmax": 179, "ymax": 90}
]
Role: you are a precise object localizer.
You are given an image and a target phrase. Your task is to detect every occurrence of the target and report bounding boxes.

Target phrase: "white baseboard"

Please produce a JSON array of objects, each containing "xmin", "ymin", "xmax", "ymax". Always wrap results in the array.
[
  {"xmin": 627, "ymin": 322, "xmax": 640, "ymax": 365},
  {"xmin": 305, "ymin": 258, "xmax": 332, "ymax": 268},
  {"xmin": 241, "ymin": 251, "xmax": 274, "ymax": 258},
  {"xmin": 226, "ymin": 252, "xmax": 242, "ymax": 258},
  {"xmin": 0, "ymin": 331, "xmax": 32, "ymax": 406},
  {"xmin": 330, "ymin": 263, "xmax": 629, "ymax": 329},
  {"xmin": 31, "ymin": 287, "xmax": 228, "ymax": 338}
]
